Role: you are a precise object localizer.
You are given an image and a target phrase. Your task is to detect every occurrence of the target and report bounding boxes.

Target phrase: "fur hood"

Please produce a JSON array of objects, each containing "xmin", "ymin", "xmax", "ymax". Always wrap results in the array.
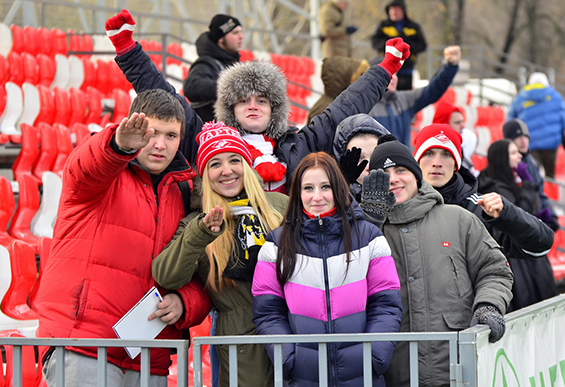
[{"xmin": 214, "ymin": 60, "xmax": 290, "ymax": 139}]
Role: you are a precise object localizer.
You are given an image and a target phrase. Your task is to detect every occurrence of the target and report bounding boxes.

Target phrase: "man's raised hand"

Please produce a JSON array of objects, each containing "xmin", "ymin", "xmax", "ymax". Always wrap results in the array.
[{"xmin": 115, "ymin": 113, "xmax": 153, "ymax": 151}]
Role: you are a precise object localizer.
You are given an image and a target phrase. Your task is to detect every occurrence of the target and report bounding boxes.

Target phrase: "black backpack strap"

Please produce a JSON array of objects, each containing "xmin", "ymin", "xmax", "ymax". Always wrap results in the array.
[{"xmin": 177, "ymin": 180, "xmax": 192, "ymax": 216}]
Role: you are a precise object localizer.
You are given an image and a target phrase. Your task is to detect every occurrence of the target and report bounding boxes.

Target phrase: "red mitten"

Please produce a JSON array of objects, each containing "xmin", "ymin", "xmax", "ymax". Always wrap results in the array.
[
  {"xmin": 378, "ymin": 37, "xmax": 411, "ymax": 77},
  {"xmin": 105, "ymin": 9, "xmax": 136, "ymax": 55}
]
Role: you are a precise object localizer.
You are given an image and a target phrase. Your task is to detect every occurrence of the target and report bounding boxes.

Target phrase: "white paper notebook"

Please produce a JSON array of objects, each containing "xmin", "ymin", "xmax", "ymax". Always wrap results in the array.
[{"xmin": 113, "ymin": 286, "xmax": 167, "ymax": 359}]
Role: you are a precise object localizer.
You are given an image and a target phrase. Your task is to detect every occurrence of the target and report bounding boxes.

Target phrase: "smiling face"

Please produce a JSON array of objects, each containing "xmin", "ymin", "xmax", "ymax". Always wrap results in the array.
[
  {"xmin": 207, "ymin": 152, "xmax": 245, "ymax": 198},
  {"xmin": 135, "ymin": 117, "xmax": 181, "ymax": 175},
  {"xmin": 386, "ymin": 165, "xmax": 419, "ymax": 204},
  {"xmin": 300, "ymin": 167, "xmax": 335, "ymax": 215},
  {"xmin": 233, "ymin": 93, "xmax": 272, "ymax": 134},
  {"xmin": 346, "ymin": 134, "xmax": 380, "ymax": 184},
  {"xmin": 508, "ymin": 141, "xmax": 522, "ymax": 169},
  {"xmin": 418, "ymin": 148, "xmax": 457, "ymax": 188}
]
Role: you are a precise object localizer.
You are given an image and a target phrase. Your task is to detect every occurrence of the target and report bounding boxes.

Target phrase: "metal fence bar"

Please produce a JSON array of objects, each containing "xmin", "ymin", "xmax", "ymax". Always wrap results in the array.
[
  {"xmin": 229, "ymin": 343, "xmax": 238, "ymax": 387},
  {"xmin": 193, "ymin": 341, "xmax": 203, "ymax": 387},
  {"xmin": 140, "ymin": 348, "xmax": 151, "ymax": 387},
  {"xmin": 12, "ymin": 344, "xmax": 23, "ymax": 387},
  {"xmin": 362, "ymin": 342, "xmax": 371, "ymax": 387},
  {"xmin": 409, "ymin": 341, "xmax": 418, "ymax": 387},
  {"xmin": 55, "ymin": 346, "xmax": 65, "ymax": 387},
  {"xmin": 97, "ymin": 347, "xmax": 107, "ymax": 387},
  {"xmin": 273, "ymin": 343, "xmax": 284, "ymax": 387},
  {"xmin": 318, "ymin": 342, "xmax": 327, "ymax": 386}
]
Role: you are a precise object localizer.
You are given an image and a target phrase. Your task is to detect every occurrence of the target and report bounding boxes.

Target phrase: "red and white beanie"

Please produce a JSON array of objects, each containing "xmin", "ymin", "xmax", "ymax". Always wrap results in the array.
[
  {"xmin": 196, "ymin": 121, "xmax": 253, "ymax": 175},
  {"xmin": 413, "ymin": 124, "xmax": 463, "ymax": 171}
]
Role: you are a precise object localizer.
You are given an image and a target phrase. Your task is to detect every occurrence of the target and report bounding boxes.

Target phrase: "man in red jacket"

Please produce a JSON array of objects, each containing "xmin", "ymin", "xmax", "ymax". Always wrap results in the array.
[{"xmin": 37, "ymin": 89, "xmax": 212, "ymax": 387}]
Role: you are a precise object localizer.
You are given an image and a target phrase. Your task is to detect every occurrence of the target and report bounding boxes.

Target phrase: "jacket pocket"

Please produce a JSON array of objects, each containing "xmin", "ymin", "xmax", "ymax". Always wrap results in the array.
[
  {"xmin": 73, "ymin": 279, "xmax": 90, "ymax": 328},
  {"xmin": 448, "ymin": 255, "xmax": 473, "ymax": 298},
  {"xmin": 442, "ymin": 311, "xmax": 473, "ymax": 330}
]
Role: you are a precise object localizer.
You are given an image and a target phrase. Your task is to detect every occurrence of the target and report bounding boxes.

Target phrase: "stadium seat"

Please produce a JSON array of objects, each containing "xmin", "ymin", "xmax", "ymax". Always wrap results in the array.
[
  {"xmin": 84, "ymin": 86, "xmax": 103, "ymax": 125},
  {"xmin": 8, "ymin": 175, "xmax": 40, "ymax": 250},
  {"xmin": 29, "ymin": 237, "xmax": 51, "ymax": 313},
  {"xmin": 52, "ymin": 86, "xmax": 71, "ymax": 127},
  {"xmin": 36, "ymin": 26, "xmax": 53, "ymax": 57},
  {"xmin": 21, "ymin": 52, "xmax": 39, "ymax": 85},
  {"xmin": 23, "ymin": 25, "xmax": 40, "ymax": 56},
  {"xmin": 1, "ymin": 240, "xmax": 39, "ymax": 320},
  {"xmin": 67, "ymin": 55, "xmax": 85, "ymax": 89},
  {"xmin": 0, "ymin": 84, "xmax": 6, "ymax": 123},
  {"xmin": 0, "ymin": 22, "xmax": 12, "ymax": 57},
  {"xmin": 239, "ymin": 49, "xmax": 254, "ymax": 62},
  {"xmin": 0, "ymin": 176, "xmax": 16, "ymax": 249},
  {"xmin": 51, "ymin": 28, "xmax": 67, "ymax": 57},
  {"xmin": 9, "ymin": 24, "xmax": 24, "ymax": 54},
  {"xmin": 112, "ymin": 88, "xmax": 131, "ymax": 124},
  {"xmin": 34, "ymin": 84, "xmax": 55, "ymax": 126},
  {"xmin": 81, "ymin": 34, "xmax": 94, "ymax": 58},
  {"xmin": 80, "ymin": 57, "xmax": 97, "ymax": 91},
  {"xmin": 32, "ymin": 123, "xmax": 57, "ymax": 181},
  {"xmin": 166, "ymin": 42, "xmax": 183, "ymax": 65},
  {"xmin": 36, "ymin": 53, "xmax": 56, "ymax": 88},
  {"xmin": 50, "ymin": 54, "xmax": 70, "ymax": 89},
  {"xmin": 0, "ymin": 330, "xmax": 39, "ymax": 386},
  {"xmin": 52, "ymin": 123, "xmax": 73, "ymax": 176},
  {"xmin": 68, "ymin": 87, "xmax": 87, "ymax": 125},
  {"xmin": 12, "ymin": 123, "xmax": 40, "ymax": 183},
  {"xmin": 7, "ymin": 51, "xmax": 24, "ymax": 86},
  {"xmin": 0, "ymin": 82, "xmax": 24, "ymax": 136},
  {"xmin": 95, "ymin": 59, "xmax": 111, "ymax": 96},
  {"xmin": 0, "ymin": 54, "xmax": 7, "ymax": 86},
  {"xmin": 18, "ymin": 83, "xmax": 41, "ymax": 127},
  {"xmin": 31, "ymin": 172, "xmax": 62, "ymax": 239},
  {"xmin": 71, "ymin": 122, "xmax": 92, "ymax": 148}
]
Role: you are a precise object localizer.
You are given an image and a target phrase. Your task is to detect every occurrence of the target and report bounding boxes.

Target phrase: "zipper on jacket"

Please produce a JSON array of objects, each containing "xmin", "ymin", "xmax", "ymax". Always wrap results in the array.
[{"xmin": 317, "ymin": 215, "xmax": 339, "ymax": 386}]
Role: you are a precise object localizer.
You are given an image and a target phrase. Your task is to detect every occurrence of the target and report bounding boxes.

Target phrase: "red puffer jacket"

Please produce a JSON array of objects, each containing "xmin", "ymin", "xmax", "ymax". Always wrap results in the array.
[{"xmin": 37, "ymin": 124, "xmax": 212, "ymax": 375}]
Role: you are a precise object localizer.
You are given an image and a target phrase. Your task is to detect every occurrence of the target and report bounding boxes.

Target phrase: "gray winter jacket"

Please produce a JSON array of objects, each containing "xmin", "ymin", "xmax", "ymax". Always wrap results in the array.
[{"xmin": 381, "ymin": 181, "xmax": 513, "ymax": 387}]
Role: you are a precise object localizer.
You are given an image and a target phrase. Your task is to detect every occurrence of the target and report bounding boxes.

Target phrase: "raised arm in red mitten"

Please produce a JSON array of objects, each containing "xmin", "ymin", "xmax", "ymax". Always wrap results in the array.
[
  {"xmin": 105, "ymin": 9, "xmax": 136, "ymax": 55},
  {"xmin": 378, "ymin": 37, "xmax": 411, "ymax": 77}
]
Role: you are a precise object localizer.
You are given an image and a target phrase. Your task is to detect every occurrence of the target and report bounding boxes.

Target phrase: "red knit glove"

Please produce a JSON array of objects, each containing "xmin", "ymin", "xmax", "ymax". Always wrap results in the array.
[
  {"xmin": 105, "ymin": 9, "xmax": 136, "ymax": 55},
  {"xmin": 378, "ymin": 38, "xmax": 411, "ymax": 77}
]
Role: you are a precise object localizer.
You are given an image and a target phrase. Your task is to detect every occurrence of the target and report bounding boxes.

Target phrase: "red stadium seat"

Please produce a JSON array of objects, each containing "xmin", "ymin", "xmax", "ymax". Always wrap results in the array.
[
  {"xmin": 51, "ymin": 28, "xmax": 67, "ymax": 57},
  {"xmin": 7, "ymin": 51, "xmax": 24, "ymax": 86},
  {"xmin": 34, "ymin": 84, "xmax": 55, "ymax": 126},
  {"xmin": 0, "ymin": 330, "xmax": 38, "ymax": 386},
  {"xmin": 36, "ymin": 53, "xmax": 56, "ymax": 87},
  {"xmin": 8, "ymin": 174, "xmax": 40, "ymax": 251},
  {"xmin": 29, "ymin": 237, "xmax": 51, "ymax": 312},
  {"xmin": 112, "ymin": 88, "xmax": 131, "ymax": 124},
  {"xmin": 21, "ymin": 52, "xmax": 39, "ymax": 85},
  {"xmin": 32, "ymin": 123, "xmax": 58, "ymax": 181},
  {"xmin": 36, "ymin": 27, "xmax": 54, "ymax": 57},
  {"xmin": 52, "ymin": 86, "xmax": 71, "ymax": 126},
  {"xmin": 166, "ymin": 42, "xmax": 183, "ymax": 65},
  {"xmin": 239, "ymin": 49, "xmax": 254, "ymax": 62},
  {"xmin": 9, "ymin": 24, "xmax": 24, "ymax": 54},
  {"xmin": 0, "ymin": 54, "xmax": 8, "ymax": 85},
  {"xmin": 12, "ymin": 123, "xmax": 40, "ymax": 183},
  {"xmin": 22, "ymin": 26, "xmax": 39, "ymax": 56},
  {"xmin": 85, "ymin": 86, "xmax": 103, "ymax": 125},
  {"xmin": 0, "ymin": 176, "xmax": 16, "ymax": 249},
  {"xmin": 70, "ymin": 122, "xmax": 92, "ymax": 148},
  {"xmin": 1, "ymin": 240, "xmax": 39, "ymax": 319},
  {"xmin": 95, "ymin": 59, "xmax": 111, "ymax": 96},
  {"xmin": 68, "ymin": 87, "xmax": 87, "ymax": 125},
  {"xmin": 80, "ymin": 57, "xmax": 97, "ymax": 91},
  {"xmin": 52, "ymin": 123, "xmax": 73, "ymax": 176}
]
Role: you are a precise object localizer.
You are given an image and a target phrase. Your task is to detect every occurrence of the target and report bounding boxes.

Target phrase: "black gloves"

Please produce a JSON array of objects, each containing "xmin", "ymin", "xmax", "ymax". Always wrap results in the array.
[
  {"xmin": 471, "ymin": 304, "xmax": 506, "ymax": 343},
  {"xmin": 339, "ymin": 147, "xmax": 368, "ymax": 184},
  {"xmin": 359, "ymin": 169, "xmax": 396, "ymax": 229}
]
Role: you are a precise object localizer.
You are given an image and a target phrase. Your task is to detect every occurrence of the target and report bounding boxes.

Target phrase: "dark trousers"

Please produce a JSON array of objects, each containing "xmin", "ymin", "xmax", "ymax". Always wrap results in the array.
[{"xmin": 530, "ymin": 149, "xmax": 557, "ymax": 179}]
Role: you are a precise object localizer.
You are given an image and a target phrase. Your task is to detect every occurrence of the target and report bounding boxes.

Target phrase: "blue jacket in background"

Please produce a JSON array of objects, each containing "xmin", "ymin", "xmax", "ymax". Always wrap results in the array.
[{"xmin": 507, "ymin": 84, "xmax": 565, "ymax": 151}]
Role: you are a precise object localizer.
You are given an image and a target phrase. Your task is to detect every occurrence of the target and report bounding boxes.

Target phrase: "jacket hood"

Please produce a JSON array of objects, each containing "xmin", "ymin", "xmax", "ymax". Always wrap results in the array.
[
  {"xmin": 194, "ymin": 31, "xmax": 240, "ymax": 62},
  {"xmin": 388, "ymin": 180, "xmax": 443, "ymax": 224},
  {"xmin": 520, "ymin": 85, "xmax": 554, "ymax": 103},
  {"xmin": 385, "ymin": 0, "xmax": 406, "ymax": 15},
  {"xmin": 333, "ymin": 113, "xmax": 390, "ymax": 162},
  {"xmin": 321, "ymin": 57, "xmax": 369, "ymax": 99},
  {"xmin": 215, "ymin": 60, "xmax": 290, "ymax": 139}
]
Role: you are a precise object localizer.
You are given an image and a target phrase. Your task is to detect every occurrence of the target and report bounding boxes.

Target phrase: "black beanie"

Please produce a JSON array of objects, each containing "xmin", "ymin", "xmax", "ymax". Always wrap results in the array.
[
  {"xmin": 369, "ymin": 140, "xmax": 423, "ymax": 187},
  {"xmin": 503, "ymin": 118, "xmax": 530, "ymax": 140},
  {"xmin": 209, "ymin": 14, "xmax": 242, "ymax": 42}
]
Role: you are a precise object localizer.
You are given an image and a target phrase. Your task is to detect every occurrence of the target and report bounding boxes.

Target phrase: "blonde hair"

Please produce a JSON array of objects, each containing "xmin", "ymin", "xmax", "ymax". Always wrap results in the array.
[{"xmin": 201, "ymin": 159, "xmax": 283, "ymax": 291}]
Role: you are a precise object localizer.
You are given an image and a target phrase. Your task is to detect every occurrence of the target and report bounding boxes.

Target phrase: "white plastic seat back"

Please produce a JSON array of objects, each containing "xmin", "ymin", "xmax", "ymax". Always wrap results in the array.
[
  {"xmin": 0, "ymin": 82, "xmax": 24, "ymax": 135},
  {"xmin": 67, "ymin": 55, "xmax": 85, "ymax": 89},
  {"xmin": 18, "ymin": 83, "xmax": 40, "ymax": 127},
  {"xmin": 0, "ymin": 22, "xmax": 12, "ymax": 57},
  {"xmin": 31, "ymin": 171, "xmax": 62, "ymax": 238},
  {"xmin": 51, "ymin": 54, "xmax": 70, "ymax": 89}
]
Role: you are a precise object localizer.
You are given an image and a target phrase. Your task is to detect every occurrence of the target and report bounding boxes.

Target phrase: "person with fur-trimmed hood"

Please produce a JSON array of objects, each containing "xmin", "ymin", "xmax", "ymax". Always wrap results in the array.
[{"xmin": 104, "ymin": 9, "xmax": 411, "ymax": 195}]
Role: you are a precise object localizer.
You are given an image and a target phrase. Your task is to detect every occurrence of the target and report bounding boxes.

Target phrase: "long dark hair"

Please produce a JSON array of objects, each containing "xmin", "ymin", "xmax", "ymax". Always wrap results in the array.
[
  {"xmin": 484, "ymin": 139, "xmax": 521, "ymax": 198},
  {"xmin": 276, "ymin": 152, "xmax": 354, "ymax": 287}
]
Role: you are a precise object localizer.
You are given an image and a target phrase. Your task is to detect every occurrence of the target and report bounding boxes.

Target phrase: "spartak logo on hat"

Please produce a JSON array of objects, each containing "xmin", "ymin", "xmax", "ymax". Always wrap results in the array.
[
  {"xmin": 383, "ymin": 158, "xmax": 396, "ymax": 169},
  {"xmin": 434, "ymin": 132, "xmax": 452, "ymax": 144},
  {"xmin": 220, "ymin": 19, "xmax": 237, "ymax": 33},
  {"xmin": 212, "ymin": 140, "xmax": 230, "ymax": 149}
]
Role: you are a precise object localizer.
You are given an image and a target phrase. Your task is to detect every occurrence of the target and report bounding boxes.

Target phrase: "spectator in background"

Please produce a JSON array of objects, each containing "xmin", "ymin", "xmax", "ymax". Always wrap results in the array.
[
  {"xmin": 507, "ymin": 72, "xmax": 565, "ymax": 179},
  {"xmin": 432, "ymin": 101, "xmax": 478, "ymax": 173},
  {"xmin": 478, "ymin": 139, "xmax": 557, "ymax": 311},
  {"xmin": 37, "ymin": 89, "xmax": 212, "ymax": 387},
  {"xmin": 368, "ymin": 45, "xmax": 460, "ymax": 147},
  {"xmin": 319, "ymin": 0, "xmax": 358, "ymax": 58},
  {"xmin": 307, "ymin": 56, "xmax": 369, "ymax": 122},
  {"xmin": 252, "ymin": 152, "xmax": 401, "ymax": 387},
  {"xmin": 360, "ymin": 137, "xmax": 513, "ymax": 386},
  {"xmin": 371, "ymin": 0, "xmax": 427, "ymax": 90},
  {"xmin": 183, "ymin": 14, "xmax": 243, "ymax": 123},
  {"xmin": 503, "ymin": 118, "xmax": 560, "ymax": 231}
]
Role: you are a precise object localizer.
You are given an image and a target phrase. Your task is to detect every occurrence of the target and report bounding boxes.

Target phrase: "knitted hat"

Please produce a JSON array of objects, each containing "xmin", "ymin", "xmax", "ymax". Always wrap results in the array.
[
  {"xmin": 527, "ymin": 72, "xmax": 549, "ymax": 87},
  {"xmin": 208, "ymin": 14, "xmax": 242, "ymax": 43},
  {"xmin": 333, "ymin": 113, "xmax": 390, "ymax": 163},
  {"xmin": 369, "ymin": 139, "xmax": 422, "ymax": 187},
  {"xmin": 215, "ymin": 61, "xmax": 289, "ymax": 140},
  {"xmin": 503, "ymin": 119, "xmax": 530, "ymax": 140},
  {"xmin": 432, "ymin": 101, "xmax": 465, "ymax": 125},
  {"xmin": 196, "ymin": 121, "xmax": 253, "ymax": 175},
  {"xmin": 413, "ymin": 124, "xmax": 463, "ymax": 171}
]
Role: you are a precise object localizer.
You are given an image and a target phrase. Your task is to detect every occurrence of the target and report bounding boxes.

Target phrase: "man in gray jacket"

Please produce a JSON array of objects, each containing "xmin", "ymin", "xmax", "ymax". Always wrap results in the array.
[{"xmin": 360, "ymin": 137, "xmax": 514, "ymax": 387}]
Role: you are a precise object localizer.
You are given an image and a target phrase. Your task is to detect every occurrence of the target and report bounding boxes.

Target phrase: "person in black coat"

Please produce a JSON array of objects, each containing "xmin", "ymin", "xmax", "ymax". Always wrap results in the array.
[
  {"xmin": 476, "ymin": 139, "xmax": 557, "ymax": 311},
  {"xmin": 183, "ymin": 14, "xmax": 243, "ymax": 123}
]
